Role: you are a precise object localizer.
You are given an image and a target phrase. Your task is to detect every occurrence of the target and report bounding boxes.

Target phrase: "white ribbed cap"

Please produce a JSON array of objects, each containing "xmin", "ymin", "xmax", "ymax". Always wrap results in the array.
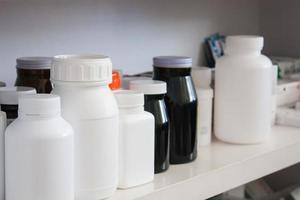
[
  {"xmin": 129, "ymin": 80, "xmax": 167, "ymax": 95},
  {"xmin": 0, "ymin": 87, "xmax": 36, "ymax": 105},
  {"xmin": 226, "ymin": 35, "xmax": 264, "ymax": 52},
  {"xmin": 114, "ymin": 90, "xmax": 144, "ymax": 108},
  {"xmin": 51, "ymin": 54, "xmax": 112, "ymax": 83},
  {"xmin": 19, "ymin": 94, "xmax": 61, "ymax": 117}
]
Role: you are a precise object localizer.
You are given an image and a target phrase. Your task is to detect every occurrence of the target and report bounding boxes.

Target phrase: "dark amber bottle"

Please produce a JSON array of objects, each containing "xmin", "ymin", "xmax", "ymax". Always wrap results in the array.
[
  {"xmin": 15, "ymin": 57, "xmax": 52, "ymax": 93},
  {"xmin": 153, "ymin": 56, "xmax": 198, "ymax": 164}
]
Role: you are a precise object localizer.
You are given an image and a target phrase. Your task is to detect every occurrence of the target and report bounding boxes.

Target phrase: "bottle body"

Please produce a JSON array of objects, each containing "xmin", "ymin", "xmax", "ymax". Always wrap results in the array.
[
  {"xmin": 118, "ymin": 108, "xmax": 154, "ymax": 188},
  {"xmin": 144, "ymin": 94, "xmax": 169, "ymax": 173},
  {"xmin": 0, "ymin": 112, "xmax": 5, "ymax": 200},
  {"xmin": 5, "ymin": 115, "xmax": 74, "ymax": 200},
  {"xmin": 153, "ymin": 67, "xmax": 197, "ymax": 164},
  {"xmin": 52, "ymin": 83, "xmax": 119, "ymax": 200},
  {"xmin": 214, "ymin": 37, "xmax": 272, "ymax": 144}
]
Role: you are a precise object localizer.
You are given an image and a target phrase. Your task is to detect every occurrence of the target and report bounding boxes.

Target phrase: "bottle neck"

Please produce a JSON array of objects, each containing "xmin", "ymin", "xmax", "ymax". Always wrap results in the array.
[{"xmin": 119, "ymin": 106, "xmax": 144, "ymax": 114}]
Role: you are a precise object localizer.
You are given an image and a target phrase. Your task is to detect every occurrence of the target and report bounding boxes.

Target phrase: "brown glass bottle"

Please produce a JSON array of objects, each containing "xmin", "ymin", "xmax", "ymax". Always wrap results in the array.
[
  {"xmin": 153, "ymin": 56, "xmax": 198, "ymax": 164},
  {"xmin": 15, "ymin": 57, "xmax": 52, "ymax": 93}
]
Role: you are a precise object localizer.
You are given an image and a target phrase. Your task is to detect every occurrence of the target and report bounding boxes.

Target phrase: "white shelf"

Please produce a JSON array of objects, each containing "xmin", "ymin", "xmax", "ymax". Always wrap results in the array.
[{"xmin": 109, "ymin": 126, "xmax": 300, "ymax": 200}]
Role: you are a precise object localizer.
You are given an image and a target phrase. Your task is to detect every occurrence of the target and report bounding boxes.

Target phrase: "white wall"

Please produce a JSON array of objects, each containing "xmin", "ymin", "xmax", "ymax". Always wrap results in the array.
[
  {"xmin": 260, "ymin": 0, "xmax": 300, "ymax": 57},
  {"xmin": 0, "ymin": 0, "xmax": 260, "ymax": 85}
]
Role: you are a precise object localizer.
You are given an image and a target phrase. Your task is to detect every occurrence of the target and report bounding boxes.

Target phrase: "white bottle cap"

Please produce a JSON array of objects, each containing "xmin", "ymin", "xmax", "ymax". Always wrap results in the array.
[
  {"xmin": 19, "ymin": 94, "xmax": 61, "ymax": 117},
  {"xmin": 122, "ymin": 77, "xmax": 151, "ymax": 89},
  {"xmin": 226, "ymin": 35, "xmax": 264, "ymax": 52},
  {"xmin": 0, "ymin": 87, "xmax": 36, "ymax": 105},
  {"xmin": 129, "ymin": 80, "xmax": 167, "ymax": 95},
  {"xmin": 51, "ymin": 54, "xmax": 112, "ymax": 83},
  {"xmin": 192, "ymin": 67, "xmax": 212, "ymax": 88},
  {"xmin": 114, "ymin": 90, "xmax": 144, "ymax": 108}
]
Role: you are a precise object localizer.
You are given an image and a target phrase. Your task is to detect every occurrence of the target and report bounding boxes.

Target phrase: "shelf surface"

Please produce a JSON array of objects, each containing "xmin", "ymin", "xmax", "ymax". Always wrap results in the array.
[{"xmin": 109, "ymin": 126, "xmax": 300, "ymax": 200}]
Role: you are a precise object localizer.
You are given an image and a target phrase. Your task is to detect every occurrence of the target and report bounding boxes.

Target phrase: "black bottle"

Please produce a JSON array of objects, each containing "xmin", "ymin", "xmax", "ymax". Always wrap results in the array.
[
  {"xmin": 153, "ymin": 56, "xmax": 198, "ymax": 164},
  {"xmin": 15, "ymin": 57, "xmax": 53, "ymax": 94},
  {"xmin": 0, "ymin": 87, "xmax": 36, "ymax": 124},
  {"xmin": 130, "ymin": 80, "xmax": 170, "ymax": 173}
]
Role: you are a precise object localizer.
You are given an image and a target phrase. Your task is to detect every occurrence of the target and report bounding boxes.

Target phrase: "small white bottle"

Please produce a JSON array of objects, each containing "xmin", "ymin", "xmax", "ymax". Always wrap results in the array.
[
  {"xmin": 192, "ymin": 67, "xmax": 214, "ymax": 146},
  {"xmin": 51, "ymin": 54, "xmax": 119, "ymax": 199},
  {"xmin": 196, "ymin": 88, "xmax": 214, "ymax": 146},
  {"xmin": 215, "ymin": 36, "xmax": 273, "ymax": 144},
  {"xmin": 114, "ymin": 90, "xmax": 154, "ymax": 189},
  {"xmin": 5, "ymin": 94, "xmax": 74, "ymax": 200},
  {"xmin": 0, "ymin": 111, "xmax": 6, "ymax": 200}
]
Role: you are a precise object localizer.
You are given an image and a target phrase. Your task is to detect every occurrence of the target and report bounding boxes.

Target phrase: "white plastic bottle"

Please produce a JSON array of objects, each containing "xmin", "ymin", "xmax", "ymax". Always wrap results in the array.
[
  {"xmin": 114, "ymin": 90, "xmax": 154, "ymax": 189},
  {"xmin": 215, "ymin": 36, "xmax": 273, "ymax": 144},
  {"xmin": 0, "ymin": 112, "xmax": 6, "ymax": 200},
  {"xmin": 51, "ymin": 55, "xmax": 119, "ymax": 199},
  {"xmin": 196, "ymin": 88, "xmax": 214, "ymax": 146},
  {"xmin": 5, "ymin": 94, "xmax": 74, "ymax": 200}
]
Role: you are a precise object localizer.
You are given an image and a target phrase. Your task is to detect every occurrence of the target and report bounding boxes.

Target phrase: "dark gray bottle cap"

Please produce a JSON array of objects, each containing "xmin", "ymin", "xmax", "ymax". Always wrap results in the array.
[
  {"xmin": 153, "ymin": 56, "xmax": 192, "ymax": 68},
  {"xmin": 16, "ymin": 57, "xmax": 52, "ymax": 70}
]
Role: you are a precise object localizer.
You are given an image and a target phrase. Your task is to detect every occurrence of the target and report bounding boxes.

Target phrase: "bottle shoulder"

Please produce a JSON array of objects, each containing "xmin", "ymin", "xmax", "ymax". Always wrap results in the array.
[
  {"xmin": 5, "ymin": 117, "xmax": 73, "ymax": 139},
  {"xmin": 217, "ymin": 54, "xmax": 272, "ymax": 69},
  {"xmin": 52, "ymin": 86, "xmax": 119, "ymax": 118},
  {"xmin": 120, "ymin": 111, "xmax": 154, "ymax": 122}
]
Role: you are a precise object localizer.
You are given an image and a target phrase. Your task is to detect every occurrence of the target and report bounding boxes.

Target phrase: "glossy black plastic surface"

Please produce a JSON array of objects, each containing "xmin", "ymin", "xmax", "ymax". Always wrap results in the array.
[
  {"xmin": 15, "ymin": 68, "xmax": 52, "ymax": 94},
  {"xmin": 144, "ymin": 94, "xmax": 169, "ymax": 173},
  {"xmin": 153, "ymin": 67, "xmax": 197, "ymax": 164},
  {"xmin": 1, "ymin": 104, "xmax": 18, "ymax": 120}
]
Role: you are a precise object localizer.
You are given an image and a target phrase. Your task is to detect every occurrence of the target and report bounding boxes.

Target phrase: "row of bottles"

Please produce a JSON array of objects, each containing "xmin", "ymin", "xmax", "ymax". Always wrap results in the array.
[
  {"xmin": 0, "ymin": 54, "xmax": 198, "ymax": 200},
  {"xmin": 0, "ymin": 35, "xmax": 274, "ymax": 200}
]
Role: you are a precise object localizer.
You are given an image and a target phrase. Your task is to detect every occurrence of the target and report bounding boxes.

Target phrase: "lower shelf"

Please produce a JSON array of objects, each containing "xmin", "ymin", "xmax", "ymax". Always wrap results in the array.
[{"xmin": 109, "ymin": 126, "xmax": 300, "ymax": 200}]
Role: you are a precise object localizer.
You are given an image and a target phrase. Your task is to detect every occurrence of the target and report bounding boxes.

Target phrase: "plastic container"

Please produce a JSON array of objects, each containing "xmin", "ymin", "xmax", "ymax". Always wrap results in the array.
[
  {"xmin": 153, "ymin": 56, "xmax": 197, "ymax": 164},
  {"xmin": 15, "ymin": 57, "xmax": 53, "ymax": 93},
  {"xmin": 114, "ymin": 90, "xmax": 154, "ymax": 188},
  {"xmin": 276, "ymin": 105, "xmax": 300, "ymax": 128},
  {"xmin": 215, "ymin": 36, "xmax": 273, "ymax": 144},
  {"xmin": 196, "ymin": 88, "xmax": 214, "ymax": 146},
  {"xmin": 0, "ymin": 87, "xmax": 36, "ymax": 124},
  {"xmin": 0, "ymin": 112, "xmax": 6, "ymax": 200},
  {"xmin": 130, "ymin": 80, "xmax": 169, "ymax": 173},
  {"xmin": 277, "ymin": 81, "xmax": 300, "ymax": 106},
  {"xmin": 191, "ymin": 67, "xmax": 212, "ymax": 88},
  {"xmin": 5, "ymin": 94, "xmax": 74, "ymax": 200},
  {"xmin": 51, "ymin": 54, "xmax": 119, "ymax": 200}
]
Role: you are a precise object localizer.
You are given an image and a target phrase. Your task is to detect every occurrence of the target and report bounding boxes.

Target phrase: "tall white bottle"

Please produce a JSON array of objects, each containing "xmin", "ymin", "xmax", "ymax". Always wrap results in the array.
[
  {"xmin": 5, "ymin": 94, "xmax": 74, "ymax": 200},
  {"xmin": 0, "ymin": 112, "xmax": 5, "ymax": 200},
  {"xmin": 51, "ymin": 55, "xmax": 119, "ymax": 200},
  {"xmin": 214, "ymin": 36, "xmax": 273, "ymax": 144}
]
